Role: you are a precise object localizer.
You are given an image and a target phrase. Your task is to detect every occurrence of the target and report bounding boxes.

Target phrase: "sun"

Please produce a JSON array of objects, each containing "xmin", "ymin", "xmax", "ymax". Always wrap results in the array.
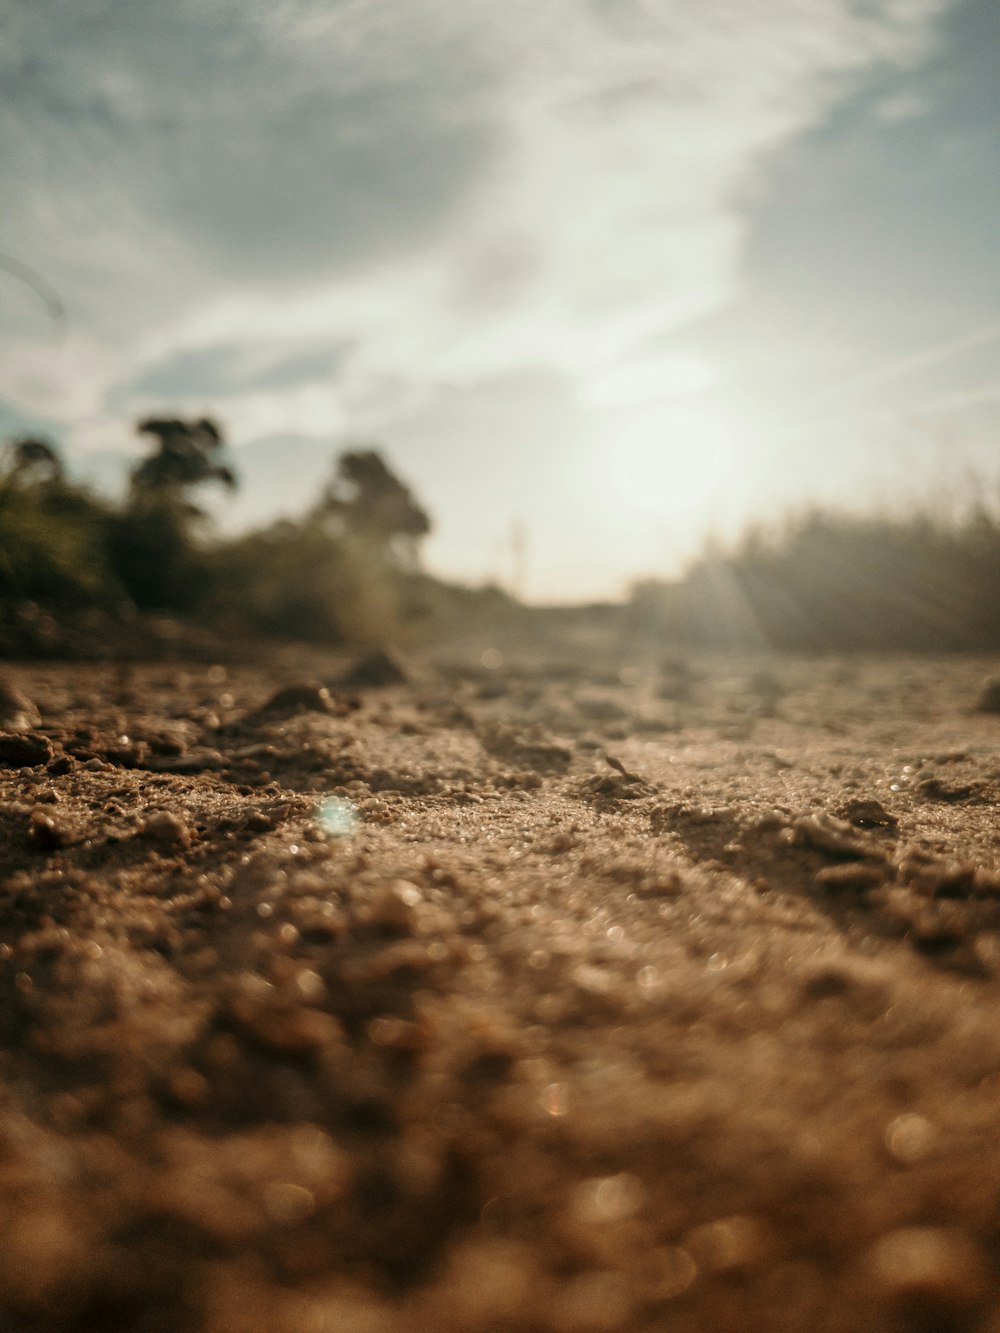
[{"xmin": 608, "ymin": 405, "xmax": 735, "ymax": 520}]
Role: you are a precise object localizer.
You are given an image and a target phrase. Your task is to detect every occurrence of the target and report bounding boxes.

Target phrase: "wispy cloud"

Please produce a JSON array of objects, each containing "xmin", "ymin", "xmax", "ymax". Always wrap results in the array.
[
  {"xmin": 790, "ymin": 318, "xmax": 1000, "ymax": 420},
  {"xmin": 0, "ymin": 0, "xmax": 954, "ymax": 457}
]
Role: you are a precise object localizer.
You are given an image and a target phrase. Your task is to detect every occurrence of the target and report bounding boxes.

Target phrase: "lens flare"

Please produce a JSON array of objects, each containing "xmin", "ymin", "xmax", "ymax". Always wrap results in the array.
[{"xmin": 315, "ymin": 796, "xmax": 358, "ymax": 837}]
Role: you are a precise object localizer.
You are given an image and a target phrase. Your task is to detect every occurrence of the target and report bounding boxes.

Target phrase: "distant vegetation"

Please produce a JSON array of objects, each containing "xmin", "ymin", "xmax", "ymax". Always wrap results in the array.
[
  {"xmin": 3, "ymin": 415, "xmax": 1000, "ymax": 657},
  {"xmin": 209, "ymin": 445, "xmax": 433, "ymax": 648},
  {"xmin": 0, "ymin": 436, "xmax": 119, "ymax": 612},
  {"xmin": 0, "ymin": 419, "xmax": 440, "ymax": 656},
  {"xmin": 628, "ymin": 505, "xmax": 1000, "ymax": 652}
]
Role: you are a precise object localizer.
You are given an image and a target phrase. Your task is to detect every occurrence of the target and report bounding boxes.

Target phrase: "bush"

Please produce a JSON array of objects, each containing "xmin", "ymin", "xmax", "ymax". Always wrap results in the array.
[
  {"xmin": 0, "ymin": 471, "xmax": 120, "ymax": 608},
  {"xmin": 631, "ymin": 505, "xmax": 1000, "ymax": 652}
]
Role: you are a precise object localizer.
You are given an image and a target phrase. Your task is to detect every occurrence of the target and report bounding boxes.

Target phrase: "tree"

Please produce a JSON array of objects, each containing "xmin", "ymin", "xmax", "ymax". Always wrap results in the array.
[
  {"xmin": 130, "ymin": 416, "xmax": 236, "ymax": 500},
  {"xmin": 317, "ymin": 448, "xmax": 430, "ymax": 565},
  {"xmin": 110, "ymin": 416, "xmax": 238, "ymax": 612},
  {"xmin": 0, "ymin": 436, "xmax": 118, "ymax": 609},
  {"xmin": 0, "ymin": 436, "xmax": 65, "ymax": 488}
]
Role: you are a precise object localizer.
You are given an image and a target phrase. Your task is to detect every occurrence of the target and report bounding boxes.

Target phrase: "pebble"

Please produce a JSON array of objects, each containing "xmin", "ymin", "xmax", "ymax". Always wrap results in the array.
[
  {"xmin": 835, "ymin": 798, "xmax": 898, "ymax": 829},
  {"xmin": 790, "ymin": 813, "xmax": 878, "ymax": 860},
  {"xmin": 142, "ymin": 810, "xmax": 191, "ymax": 846},
  {"xmin": 0, "ymin": 732, "xmax": 53, "ymax": 769},
  {"xmin": 367, "ymin": 881, "xmax": 422, "ymax": 934},
  {"xmin": 27, "ymin": 807, "xmax": 71, "ymax": 850},
  {"xmin": 884, "ymin": 1113, "xmax": 936, "ymax": 1164},
  {"xmin": 338, "ymin": 650, "xmax": 408, "ymax": 689},
  {"xmin": 252, "ymin": 684, "xmax": 333, "ymax": 717}
]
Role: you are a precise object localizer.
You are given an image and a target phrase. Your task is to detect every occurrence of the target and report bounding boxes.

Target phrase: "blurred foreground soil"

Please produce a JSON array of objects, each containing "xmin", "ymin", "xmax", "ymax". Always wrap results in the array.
[{"xmin": 2, "ymin": 650, "xmax": 1000, "ymax": 1332}]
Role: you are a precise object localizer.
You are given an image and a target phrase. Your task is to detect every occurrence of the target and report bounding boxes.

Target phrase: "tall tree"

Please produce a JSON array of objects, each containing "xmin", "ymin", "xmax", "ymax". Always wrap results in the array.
[
  {"xmin": 130, "ymin": 417, "xmax": 236, "ymax": 499},
  {"xmin": 318, "ymin": 448, "xmax": 430, "ymax": 566},
  {"xmin": 111, "ymin": 416, "xmax": 238, "ymax": 612}
]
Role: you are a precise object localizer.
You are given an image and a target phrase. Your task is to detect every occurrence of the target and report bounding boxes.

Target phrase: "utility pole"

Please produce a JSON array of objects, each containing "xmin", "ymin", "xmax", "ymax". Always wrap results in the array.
[{"xmin": 510, "ymin": 519, "xmax": 527, "ymax": 602}]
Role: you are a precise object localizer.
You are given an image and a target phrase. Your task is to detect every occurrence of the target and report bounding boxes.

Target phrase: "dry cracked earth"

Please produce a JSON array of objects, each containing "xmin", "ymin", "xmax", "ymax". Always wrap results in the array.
[{"xmin": 2, "ymin": 649, "xmax": 1000, "ymax": 1332}]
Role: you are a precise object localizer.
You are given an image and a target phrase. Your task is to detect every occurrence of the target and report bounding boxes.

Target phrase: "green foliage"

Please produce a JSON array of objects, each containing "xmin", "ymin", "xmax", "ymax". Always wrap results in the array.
[
  {"xmin": 106, "ymin": 502, "xmax": 208, "ymax": 613},
  {"xmin": 208, "ymin": 449, "xmax": 432, "ymax": 646},
  {"xmin": 7, "ymin": 415, "xmax": 1000, "ymax": 658},
  {"xmin": 2, "ymin": 437, "xmax": 66, "ymax": 487},
  {"xmin": 0, "ymin": 423, "xmax": 433, "ymax": 651},
  {"xmin": 109, "ymin": 417, "xmax": 238, "ymax": 612},
  {"xmin": 316, "ymin": 447, "xmax": 430, "ymax": 556},
  {"xmin": 130, "ymin": 417, "xmax": 236, "ymax": 499},
  {"xmin": 209, "ymin": 517, "xmax": 352, "ymax": 642},
  {"xmin": 0, "ymin": 439, "xmax": 119, "ymax": 607}
]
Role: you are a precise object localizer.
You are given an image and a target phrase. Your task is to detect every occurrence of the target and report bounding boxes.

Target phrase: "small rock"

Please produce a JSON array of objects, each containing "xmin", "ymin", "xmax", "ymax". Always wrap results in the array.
[
  {"xmin": 835, "ymin": 798, "xmax": 898, "ymax": 829},
  {"xmin": 27, "ymin": 807, "xmax": 71, "ymax": 850},
  {"xmin": 142, "ymin": 810, "xmax": 190, "ymax": 846},
  {"xmin": 338, "ymin": 651, "xmax": 408, "ymax": 689},
  {"xmin": 0, "ymin": 679, "xmax": 41, "ymax": 731},
  {"xmin": 251, "ymin": 683, "xmax": 334, "ymax": 718},
  {"xmin": 147, "ymin": 733, "xmax": 187, "ymax": 757},
  {"xmin": 367, "ymin": 880, "xmax": 422, "ymax": 934},
  {"xmin": 0, "ymin": 732, "xmax": 53, "ymax": 769},
  {"xmin": 884, "ymin": 1113, "xmax": 936, "ymax": 1164},
  {"xmin": 917, "ymin": 775, "xmax": 977, "ymax": 803},
  {"xmin": 790, "ymin": 813, "xmax": 878, "ymax": 860},
  {"xmin": 102, "ymin": 741, "xmax": 146, "ymax": 768}
]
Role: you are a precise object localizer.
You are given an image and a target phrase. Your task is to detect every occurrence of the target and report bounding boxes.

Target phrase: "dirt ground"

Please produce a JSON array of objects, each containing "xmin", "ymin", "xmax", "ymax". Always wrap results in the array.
[{"xmin": 3, "ymin": 647, "xmax": 1000, "ymax": 1332}]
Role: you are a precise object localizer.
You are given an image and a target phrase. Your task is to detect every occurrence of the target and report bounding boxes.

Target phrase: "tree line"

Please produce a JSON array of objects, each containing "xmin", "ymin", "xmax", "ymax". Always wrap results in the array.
[{"xmin": 0, "ymin": 417, "xmax": 432, "ymax": 650}]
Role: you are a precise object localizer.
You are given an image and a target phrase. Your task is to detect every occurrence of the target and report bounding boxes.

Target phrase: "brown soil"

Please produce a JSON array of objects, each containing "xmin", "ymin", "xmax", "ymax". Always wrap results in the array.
[{"xmin": 2, "ymin": 650, "xmax": 1000, "ymax": 1332}]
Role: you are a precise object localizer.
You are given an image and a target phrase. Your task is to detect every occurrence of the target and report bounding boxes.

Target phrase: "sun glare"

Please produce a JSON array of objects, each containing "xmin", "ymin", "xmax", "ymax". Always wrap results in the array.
[{"xmin": 608, "ymin": 406, "xmax": 735, "ymax": 521}]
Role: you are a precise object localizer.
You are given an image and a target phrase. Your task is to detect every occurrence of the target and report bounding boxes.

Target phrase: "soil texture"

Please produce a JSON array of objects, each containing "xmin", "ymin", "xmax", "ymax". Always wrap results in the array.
[{"xmin": 2, "ymin": 651, "xmax": 1000, "ymax": 1331}]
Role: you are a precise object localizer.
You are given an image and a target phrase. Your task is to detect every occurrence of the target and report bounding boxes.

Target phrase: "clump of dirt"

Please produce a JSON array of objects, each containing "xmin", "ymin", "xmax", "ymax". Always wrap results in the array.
[
  {"xmin": 339, "ymin": 650, "xmax": 410, "ymax": 689},
  {"xmin": 2, "ymin": 652, "xmax": 1000, "ymax": 1331}
]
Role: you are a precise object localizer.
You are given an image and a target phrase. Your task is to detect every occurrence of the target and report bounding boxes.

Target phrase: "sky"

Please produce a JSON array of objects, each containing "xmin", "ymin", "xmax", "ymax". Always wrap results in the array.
[{"xmin": 2, "ymin": 0, "xmax": 1000, "ymax": 602}]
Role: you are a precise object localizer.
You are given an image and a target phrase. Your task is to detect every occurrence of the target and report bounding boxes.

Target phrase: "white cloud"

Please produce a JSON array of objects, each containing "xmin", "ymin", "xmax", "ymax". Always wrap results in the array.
[
  {"xmin": 0, "ymin": 335, "xmax": 120, "ymax": 424},
  {"xmin": 0, "ymin": 0, "xmax": 955, "ymax": 464}
]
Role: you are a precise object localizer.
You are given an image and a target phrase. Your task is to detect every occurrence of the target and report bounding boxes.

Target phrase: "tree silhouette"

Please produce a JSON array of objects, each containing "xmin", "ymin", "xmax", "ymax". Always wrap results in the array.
[
  {"xmin": 130, "ymin": 416, "xmax": 236, "ymax": 499},
  {"xmin": 0, "ymin": 435, "xmax": 118, "ymax": 610},
  {"xmin": 111, "ymin": 416, "xmax": 238, "ymax": 612},
  {"xmin": 1, "ymin": 436, "xmax": 65, "ymax": 488},
  {"xmin": 318, "ymin": 448, "xmax": 430, "ymax": 565}
]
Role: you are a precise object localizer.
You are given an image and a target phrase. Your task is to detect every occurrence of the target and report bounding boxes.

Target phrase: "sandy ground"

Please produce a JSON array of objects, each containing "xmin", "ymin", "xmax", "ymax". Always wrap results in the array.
[{"xmin": 2, "ymin": 649, "xmax": 1000, "ymax": 1332}]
